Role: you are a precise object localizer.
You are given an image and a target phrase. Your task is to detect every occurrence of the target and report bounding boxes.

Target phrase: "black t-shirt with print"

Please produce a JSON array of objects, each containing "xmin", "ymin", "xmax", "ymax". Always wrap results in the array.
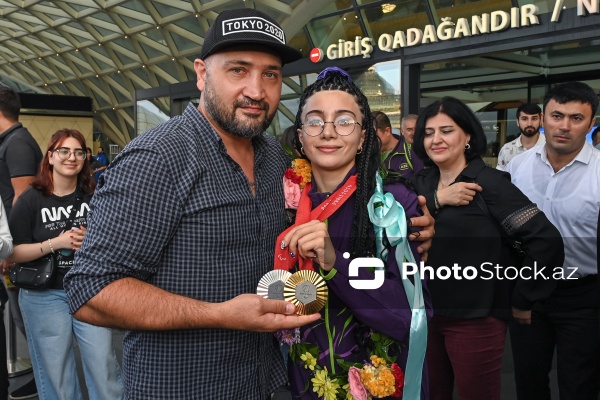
[{"xmin": 9, "ymin": 186, "xmax": 91, "ymax": 289}]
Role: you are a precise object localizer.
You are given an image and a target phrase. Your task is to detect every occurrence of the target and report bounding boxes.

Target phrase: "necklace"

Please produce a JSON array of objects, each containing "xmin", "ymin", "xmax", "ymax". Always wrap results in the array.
[
  {"xmin": 53, "ymin": 188, "xmax": 76, "ymax": 196},
  {"xmin": 438, "ymin": 179, "xmax": 454, "ymax": 188}
]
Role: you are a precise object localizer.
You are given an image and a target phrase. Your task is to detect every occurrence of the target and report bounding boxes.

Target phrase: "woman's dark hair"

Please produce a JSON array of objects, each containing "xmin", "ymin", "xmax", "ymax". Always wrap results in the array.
[
  {"xmin": 293, "ymin": 70, "xmax": 381, "ymax": 258},
  {"xmin": 413, "ymin": 96, "xmax": 487, "ymax": 166},
  {"xmin": 279, "ymin": 125, "xmax": 300, "ymax": 158},
  {"xmin": 32, "ymin": 128, "xmax": 95, "ymax": 196}
]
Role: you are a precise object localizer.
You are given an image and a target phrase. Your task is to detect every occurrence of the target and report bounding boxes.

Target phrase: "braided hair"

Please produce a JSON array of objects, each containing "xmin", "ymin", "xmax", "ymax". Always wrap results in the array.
[{"xmin": 293, "ymin": 68, "xmax": 381, "ymax": 258}]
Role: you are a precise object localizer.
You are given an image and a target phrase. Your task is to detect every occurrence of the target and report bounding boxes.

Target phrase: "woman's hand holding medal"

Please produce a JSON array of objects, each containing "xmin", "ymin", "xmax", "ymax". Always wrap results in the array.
[{"xmin": 281, "ymin": 220, "xmax": 336, "ymax": 271}]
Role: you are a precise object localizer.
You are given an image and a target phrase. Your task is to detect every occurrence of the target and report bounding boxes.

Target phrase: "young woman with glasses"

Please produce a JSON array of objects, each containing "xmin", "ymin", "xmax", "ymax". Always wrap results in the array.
[
  {"xmin": 279, "ymin": 68, "xmax": 433, "ymax": 399},
  {"xmin": 7, "ymin": 129, "xmax": 123, "ymax": 400}
]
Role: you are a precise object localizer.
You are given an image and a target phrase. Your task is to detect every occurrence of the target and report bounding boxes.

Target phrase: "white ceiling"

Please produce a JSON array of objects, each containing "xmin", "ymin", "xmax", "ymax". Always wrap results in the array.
[{"xmin": 0, "ymin": 0, "xmax": 325, "ymax": 146}]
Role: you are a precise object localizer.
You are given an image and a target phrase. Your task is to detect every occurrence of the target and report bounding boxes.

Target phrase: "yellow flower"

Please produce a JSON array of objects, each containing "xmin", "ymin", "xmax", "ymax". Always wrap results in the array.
[
  {"xmin": 370, "ymin": 355, "xmax": 385, "ymax": 368},
  {"xmin": 300, "ymin": 352, "xmax": 317, "ymax": 371},
  {"xmin": 311, "ymin": 368, "xmax": 340, "ymax": 400},
  {"xmin": 360, "ymin": 360, "xmax": 395, "ymax": 398},
  {"xmin": 293, "ymin": 158, "xmax": 312, "ymax": 189}
]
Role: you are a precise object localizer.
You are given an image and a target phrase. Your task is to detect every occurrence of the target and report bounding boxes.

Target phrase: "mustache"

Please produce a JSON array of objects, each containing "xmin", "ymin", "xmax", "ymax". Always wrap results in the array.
[{"xmin": 234, "ymin": 99, "xmax": 269, "ymax": 110}]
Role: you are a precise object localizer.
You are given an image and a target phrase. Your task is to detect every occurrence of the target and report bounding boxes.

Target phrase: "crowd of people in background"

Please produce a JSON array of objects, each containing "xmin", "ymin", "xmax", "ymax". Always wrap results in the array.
[{"xmin": 0, "ymin": 7, "xmax": 599, "ymax": 400}]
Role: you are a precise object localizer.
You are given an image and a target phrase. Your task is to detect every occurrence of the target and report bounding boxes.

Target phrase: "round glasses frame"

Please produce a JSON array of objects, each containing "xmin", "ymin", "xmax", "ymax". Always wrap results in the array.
[
  {"xmin": 53, "ymin": 148, "xmax": 86, "ymax": 161},
  {"xmin": 301, "ymin": 118, "xmax": 362, "ymax": 137}
]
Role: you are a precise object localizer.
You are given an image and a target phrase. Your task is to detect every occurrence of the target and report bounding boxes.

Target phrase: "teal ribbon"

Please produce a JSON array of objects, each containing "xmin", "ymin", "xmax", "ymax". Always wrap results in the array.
[{"xmin": 367, "ymin": 172, "xmax": 427, "ymax": 400}]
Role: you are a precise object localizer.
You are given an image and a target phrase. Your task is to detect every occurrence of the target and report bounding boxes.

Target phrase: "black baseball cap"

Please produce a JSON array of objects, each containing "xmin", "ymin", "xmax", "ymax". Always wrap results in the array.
[{"xmin": 200, "ymin": 9, "xmax": 302, "ymax": 65}]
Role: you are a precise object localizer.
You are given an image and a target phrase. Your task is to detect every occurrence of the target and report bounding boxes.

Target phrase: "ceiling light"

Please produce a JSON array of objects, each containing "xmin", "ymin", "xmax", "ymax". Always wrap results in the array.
[{"xmin": 382, "ymin": 3, "xmax": 396, "ymax": 13}]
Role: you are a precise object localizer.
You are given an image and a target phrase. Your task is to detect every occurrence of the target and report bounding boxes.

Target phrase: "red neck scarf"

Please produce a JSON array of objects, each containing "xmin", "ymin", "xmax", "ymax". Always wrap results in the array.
[{"xmin": 274, "ymin": 174, "xmax": 358, "ymax": 271}]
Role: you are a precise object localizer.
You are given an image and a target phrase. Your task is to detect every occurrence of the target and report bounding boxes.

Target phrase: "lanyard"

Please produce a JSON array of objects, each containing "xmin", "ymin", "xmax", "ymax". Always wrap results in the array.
[{"xmin": 274, "ymin": 175, "xmax": 358, "ymax": 271}]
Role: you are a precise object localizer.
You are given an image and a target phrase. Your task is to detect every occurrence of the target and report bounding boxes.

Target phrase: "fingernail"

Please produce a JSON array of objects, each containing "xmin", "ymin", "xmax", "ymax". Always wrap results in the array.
[
  {"xmin": 290, "ymin": 252, "xmax": 295, "ymax": 258},
  {"xmin": 70, "ymin": 241, "xmax": 73, "ymax": 245},
  {"xmin": 280, "ymin": 240, "xmax": 286, "ymax": 249},
  {"xmin": 285, "ymin": 303, "xmax": 295, "ymax": 314},
  {"xmin": 70, "ymin": 235, "xmax": 73, "ymax": 238}
]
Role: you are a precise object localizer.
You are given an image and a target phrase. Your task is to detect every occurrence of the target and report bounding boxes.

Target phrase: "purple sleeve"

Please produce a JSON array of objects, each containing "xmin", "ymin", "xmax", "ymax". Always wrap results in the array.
[{"xmin": 323, "ymin": 183, "xmax": 425, "ymax": 344}]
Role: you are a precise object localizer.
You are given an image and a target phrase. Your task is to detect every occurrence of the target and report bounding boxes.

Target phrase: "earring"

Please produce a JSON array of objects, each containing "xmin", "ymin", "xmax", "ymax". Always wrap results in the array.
[
  {"xmin": 356, "ymin": 147, "xmax": 363, "ymax": 154},
  {"xmin": 465, "ymin": 143, "xmax": 471, "ymax": 150},
  {"xmin": 300, "ymin": 146, "xmax": 305, "ymax": 155}
]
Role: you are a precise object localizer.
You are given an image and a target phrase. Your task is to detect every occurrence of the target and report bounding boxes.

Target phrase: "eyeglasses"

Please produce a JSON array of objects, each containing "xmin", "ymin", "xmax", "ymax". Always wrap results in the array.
[
  {"xmin": 301, "ymin": 116, "xmax": 361, "ymax": 137},
  {"xmin": 53, "ymin": 147, "xmax": 86, "ymax": 160}
]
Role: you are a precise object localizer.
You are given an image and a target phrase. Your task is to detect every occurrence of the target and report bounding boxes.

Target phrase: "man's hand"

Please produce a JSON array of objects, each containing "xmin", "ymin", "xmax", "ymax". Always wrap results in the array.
[
  {"xmin": 409, "ymin": 195, "xmax": 435, "ymax": 261},
  {"xmin": 0, "ymin": 259, "xmax": 12, "ymax": 275},
  {"xmin": 512, "ymin": 307, "xmax": 532, "ymax": 325},
  {"xmin": 219, "ymin": 294, "xmax": 321, "ymax": 332}
]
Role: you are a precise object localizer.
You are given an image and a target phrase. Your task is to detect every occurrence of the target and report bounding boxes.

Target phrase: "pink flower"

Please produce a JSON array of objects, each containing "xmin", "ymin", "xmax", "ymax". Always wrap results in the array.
[
  {"xmin": 283, "ymin": 177, "xmax": 301, "ymax": 209},
  {"xmin": 348, "ymin": 366, "xmax": 369, "ymax": 400}
]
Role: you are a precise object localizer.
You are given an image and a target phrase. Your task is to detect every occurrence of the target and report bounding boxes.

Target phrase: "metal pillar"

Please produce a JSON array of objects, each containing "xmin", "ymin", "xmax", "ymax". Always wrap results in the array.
[{"xmin": 5, "ymin": 288, "xmax": 32, "ymax": 377}]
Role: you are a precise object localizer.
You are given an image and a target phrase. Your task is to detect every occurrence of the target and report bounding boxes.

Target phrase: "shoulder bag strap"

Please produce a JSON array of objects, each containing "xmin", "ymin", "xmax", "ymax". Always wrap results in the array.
[{"xmin": 64, "ymin": 188, "xmax": 85, "ymax": 231}]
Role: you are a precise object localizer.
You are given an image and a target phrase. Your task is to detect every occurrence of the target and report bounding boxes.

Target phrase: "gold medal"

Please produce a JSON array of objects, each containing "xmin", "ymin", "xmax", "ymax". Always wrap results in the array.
[
  {"xmin": 256, "ymin": 270, "xmax": 292, "ymax": 300},
  {"xmin": 284, "ymin": 270, "xmax": 328, "ymax": 315}
]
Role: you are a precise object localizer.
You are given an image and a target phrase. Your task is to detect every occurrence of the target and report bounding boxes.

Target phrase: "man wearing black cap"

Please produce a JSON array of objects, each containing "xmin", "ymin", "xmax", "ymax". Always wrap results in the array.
[
  {"xmin": 63, "ymin": 9, "xmax": 319, "ymax": 399},
  {"xmin": 64, "ymin": 8, "xmax": 434, "ymax": 399}
]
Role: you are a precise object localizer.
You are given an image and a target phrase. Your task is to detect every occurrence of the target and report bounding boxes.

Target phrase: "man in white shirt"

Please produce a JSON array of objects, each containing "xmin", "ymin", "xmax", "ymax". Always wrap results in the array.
[
  {"xmin": 507, "ymin": 82, "xmax": 599, "ymax": 400},
  {"xmin": 496, "ymin": 103, "xmax": 545, "ymax": 170}
]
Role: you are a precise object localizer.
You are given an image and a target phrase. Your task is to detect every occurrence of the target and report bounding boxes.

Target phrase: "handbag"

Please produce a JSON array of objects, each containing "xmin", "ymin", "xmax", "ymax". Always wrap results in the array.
[
  {"xmin": 9, "ymin": 254, "xmax": 56, "ymax": 289},
  {"xmin": 9, "ymin": 188, "xmax": 85, "ymax": 290}
]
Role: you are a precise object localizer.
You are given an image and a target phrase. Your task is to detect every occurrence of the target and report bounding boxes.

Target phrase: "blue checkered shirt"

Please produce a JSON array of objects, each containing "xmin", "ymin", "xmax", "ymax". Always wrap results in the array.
[{"xmin": 65, "ymin": 104, "xmax": 289, "ymax": 399}]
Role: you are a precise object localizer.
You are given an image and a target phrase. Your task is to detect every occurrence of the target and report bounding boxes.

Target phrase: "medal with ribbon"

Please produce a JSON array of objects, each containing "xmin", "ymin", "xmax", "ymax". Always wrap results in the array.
[{"xmin": 257, "ymin": 174, "xmax": 358, "ymax": 315}]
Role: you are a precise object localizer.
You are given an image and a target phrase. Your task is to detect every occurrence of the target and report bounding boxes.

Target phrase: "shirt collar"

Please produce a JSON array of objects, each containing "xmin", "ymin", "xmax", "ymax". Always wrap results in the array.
[
  {"xmin": 308, "ymin": 166, "xmax": 357, "ymax": 206},
  {"xmin": 538, "ymin": 141, "xmax": 594, "ymax": 169},
  {"xmin": 0, "ymin": 122, "xmax": 23, "ymax": 141},
  {"xmin": 516, "ymin": 133, "xmax": 544, "ymax": 149},
  {"xmin": 515, "ymin": 135, "xmax": 524, "ymax": 149},
  {"xmin": 456, "ymin": 157, "xmax": 486, "ymax": 181}
]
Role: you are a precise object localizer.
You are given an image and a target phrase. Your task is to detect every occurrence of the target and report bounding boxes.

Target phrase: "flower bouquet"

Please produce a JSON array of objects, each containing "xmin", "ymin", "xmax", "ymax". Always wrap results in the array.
[
  {"xmin": 283, "ymin": 158, "xmax": 311, "ymax": 228},
  {"xmin": 281, "ymin": 329, "xmax": 405, "ymax": 399}
]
